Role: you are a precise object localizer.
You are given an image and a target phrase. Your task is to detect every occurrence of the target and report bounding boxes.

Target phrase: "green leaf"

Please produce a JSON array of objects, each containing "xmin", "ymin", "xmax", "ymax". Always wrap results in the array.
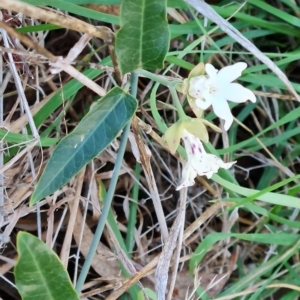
[
  {"xmin": 0, "ymin": 129, "xmax": 58, "ymax": 147},
  {"xmin": 15, "ymin": 232, "xmax": 79, "ymax": 300},
  {"xmin": 213, "ymin": 174, "xmax": 300, "ymax": 209},
  {"xmin": 30, "ymin": 87, "xmax": 137, "ymax": 205},
  {"xmin": 115, "ymin": 0, "xmax": 169, "ymax": 74},
  {"xmin": 144, "ymin": 288, "xmax": 158, "ymax": 300},
  {"xmin": 247, "ymin": 0, "xmax": 300, "ymax": 28}
]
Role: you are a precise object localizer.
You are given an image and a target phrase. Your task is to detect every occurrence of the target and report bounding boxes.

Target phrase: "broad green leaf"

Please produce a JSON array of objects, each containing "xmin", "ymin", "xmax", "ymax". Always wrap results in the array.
[
  {"xmin": 115, "ymin": 0, "xmax": 169, "ymax": 74},
  {"xmin": 15, "ymin": 232, "xmax": 79, "ymax": 300},
  {"xmin": 30, "ymin": 87, "xmax": 137, "ymax": 205}
]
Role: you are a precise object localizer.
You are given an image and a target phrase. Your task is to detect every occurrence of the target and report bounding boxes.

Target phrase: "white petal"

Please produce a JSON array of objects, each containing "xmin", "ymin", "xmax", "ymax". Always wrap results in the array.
[
  {"xmin": 188, "ymin": 76, "xmax": 207, "ymax": 99},
  {"xmin": 223, "ymin": 83, "xmax": 256, "ymax": 103},
  {"xmin": 217, "ymin": 62, "xmax": 247, "ymax": 84},
  {"xmin": 182, "ymin": 130, "xmax": 207, "ymax": 158},
  {"xmin": 176, "ymin": 163, "xmax": 197, "ymax": 190},
  {"xmin": 182, "ymin": 131, "xmax": 213, "ymax": 176},
  {"xmin": 206, "ymin": 155, "xmax": 236, "ymax": 172},
  {"xmin": 195, "ymin": 97, "xmax": 212, "ymax": 110},
  {"xmin": 178, "ymin": 131, "xmax": 236, "ymax": 189},
  {"xmin": 205, "ymin": 63, "xmax": 218, "ymax": 80},
  {"xmin": 204, "ymin": 170, "xmax": 214, "ymax": 179},
  {"xmin": 211, "ymin": 97, "xmax": 233, "ymax": 131}
]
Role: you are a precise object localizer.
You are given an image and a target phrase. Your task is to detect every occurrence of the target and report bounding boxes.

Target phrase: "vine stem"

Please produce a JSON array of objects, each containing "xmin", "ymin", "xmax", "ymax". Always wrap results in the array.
[
  {"xmin": 135, "ymin": 68, "xmax": 180, "ymax": 87},
  {"xmin": 75, "ymin": 73, "xmax": 138, "ymax": 293},
  {"xmin": 169, "ymin": 87, "xmax": 186, "ymax": 119}
]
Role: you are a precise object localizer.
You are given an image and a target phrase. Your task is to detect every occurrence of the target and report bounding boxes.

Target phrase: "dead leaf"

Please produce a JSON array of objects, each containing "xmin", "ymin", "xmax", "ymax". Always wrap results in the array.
[
  {"xmin": 87, "ymin": 4, "xmax": 120, "ymax": 16},
  {"xmin": 73, "ymin": 207, "xmax": 121, "ymax": 280}
]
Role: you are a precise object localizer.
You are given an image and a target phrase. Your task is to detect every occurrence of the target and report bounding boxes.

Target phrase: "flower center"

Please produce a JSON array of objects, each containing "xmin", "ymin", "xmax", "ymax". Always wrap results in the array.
[{"xmin": 206, "ymin": 80, "xmax": 218, "ymax": 95}]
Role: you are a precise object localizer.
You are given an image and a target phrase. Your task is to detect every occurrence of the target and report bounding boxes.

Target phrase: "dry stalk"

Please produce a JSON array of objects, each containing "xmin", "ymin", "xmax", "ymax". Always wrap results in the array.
[
  {"xmin": 60, "ymin": 167, "xmax": 86, "ymax": 267},
  {"xmin": 72, "ymin": 204, "xmax": 121, "ymax": 279},
  {"xmin": 0, "ymin": 20, "xmax": 56, "ymax": 61},
  {"xmin": 0, "ymin": 20, "xmax": 106, "ymax": 97},
  {"xmin": 155, "ymin": 188, "xmax": 187, "ymax": 300},
  {"xmin": 166, "ymin": 202, "xmax": 186, "ymax": 300},
  {"xmin": 106, "ymin": 201, "xmax": 233, "ymax": 300},
  {"xmin": 0, "ymin": 0, "xmax": 123, "ymax": 83},
  {"xmin": 0, "ymin": 141, "xmax": 37, "ymax": 174},
  {"xmin": 0, "ymin": 0, "xmax": 114, "ymax": 43},
  {"xmin": 131, "ymin": 116, "xmax": 169, "ymax": 243},
  {"xmin": 253, "ymin": 90, "xmax": 298, "ymax": 101},
  {"xmin": 233, "ymin": 117, "xmax": 296, "ymax": 179}
]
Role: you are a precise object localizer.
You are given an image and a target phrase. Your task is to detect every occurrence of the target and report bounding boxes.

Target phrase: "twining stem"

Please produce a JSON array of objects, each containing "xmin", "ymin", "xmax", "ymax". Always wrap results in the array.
[
  {"xmin": 169, "ymin": 86, "xmax": 186, "ymax": 119},
  {"xmin": 150, "ymin": 82, "xmax": 168, "ymax": 133},
  {"xmin": 135, "ymin": 68, "xmax": 181, "ymax": 87},
  {"xmin": 150, "ymin": 82, "xmax": 187, "ymax": 159}
]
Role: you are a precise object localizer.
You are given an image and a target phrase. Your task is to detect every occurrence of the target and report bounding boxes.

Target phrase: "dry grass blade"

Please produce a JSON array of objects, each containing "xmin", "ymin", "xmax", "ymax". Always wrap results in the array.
[
  {"xmin": 0, "ymin": 19, "xmax": 56, "ymax": 61},
  {"xmin": 131, "ymin": 116, "xmax": 169, "ymax": 242},
  {"xmin": 233, "ymin": 117, "xmax": 296, "ymax": 179},
  {"xmin": 60, "ymin": 168, "xmax": 85, "ymax": 267},
  {"xmin": 0, "ymin": 20, "xmax": 106, "ymax": 97},
  {"xmin": 0, "ymin": 0, "xmax": 114, "ymax": 43},
  {"xmin": 107, "ymin": 224, "xmax": 137, "ymax": 277},
  {"xmin": 183, "ymin": 201, "xmax": 232, "ymax": 241},
  {"xmin": 9, "ymin": 91, "xmax": 56, "ymax": 132},
  {"xmin": 80, "ymin": 283, "xmax": 121, "ymax": 299},
  {"xmin": 0, "ymin": 22, "xmax": 39, "ymax": 139},
  {"xmin": 106, "ymin": 201, "xmax": 227, "ymax": 300},
  {"xmin": 0, "ymin": 142, "xmax": 37, "ymax": 174},
  {"xmin": 73, "ymin": 207, "xmax": 120, "ymax": 280},
  {"xmin": 155, "ymin": 188, "xmax": 187, "ymax": 300},
  {"xmin": 185, "ymin": 0, "xmax": 300, "ymax": 102}
]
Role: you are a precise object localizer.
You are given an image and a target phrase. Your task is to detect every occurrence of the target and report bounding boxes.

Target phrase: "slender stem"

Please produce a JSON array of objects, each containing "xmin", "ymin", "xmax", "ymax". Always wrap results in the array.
[
  {"xmin": 76, "ymin": 123, "xmax": 131, "ymax": 293},
  {"xmin": 130, "ymin": 72, "xmax": 138, "ymax": 96},
  {"xmin": 169, "ymin": 87, "xmax": 186, "ymax": 119},
  {"xmin": 135, "ymin": 68, "xmax": 180, "ymax": 87},
  {"xmin": 125, "ymin": 162, "xmax": 140, "ymax": 256},
  {"xmin": 126, "ymin": 75, "xmax": 140, "ymax": 256},
  {"xmin": 150, "ymin": 82, "xmax": 168, "ymax": 133},
  {"xmin": 75, "ymin": 74, "xmax": 138, "ymax": 293}
]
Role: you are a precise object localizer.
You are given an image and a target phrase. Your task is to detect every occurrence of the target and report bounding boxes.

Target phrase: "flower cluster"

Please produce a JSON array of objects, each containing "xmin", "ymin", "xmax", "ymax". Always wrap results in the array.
[{"xmin": 165, "ymin": 62, "xmax": 256, "ymax": 190}]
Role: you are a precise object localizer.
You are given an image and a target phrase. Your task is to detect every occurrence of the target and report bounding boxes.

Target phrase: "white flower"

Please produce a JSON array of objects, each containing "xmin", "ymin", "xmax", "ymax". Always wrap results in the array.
[
  {"xmin": 176, "ymin": 130, "xmax": 236, "ymax": 190},
  {"xmin": 188, "ymin": 62, "xmax": 256, "ymax": 131}
]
